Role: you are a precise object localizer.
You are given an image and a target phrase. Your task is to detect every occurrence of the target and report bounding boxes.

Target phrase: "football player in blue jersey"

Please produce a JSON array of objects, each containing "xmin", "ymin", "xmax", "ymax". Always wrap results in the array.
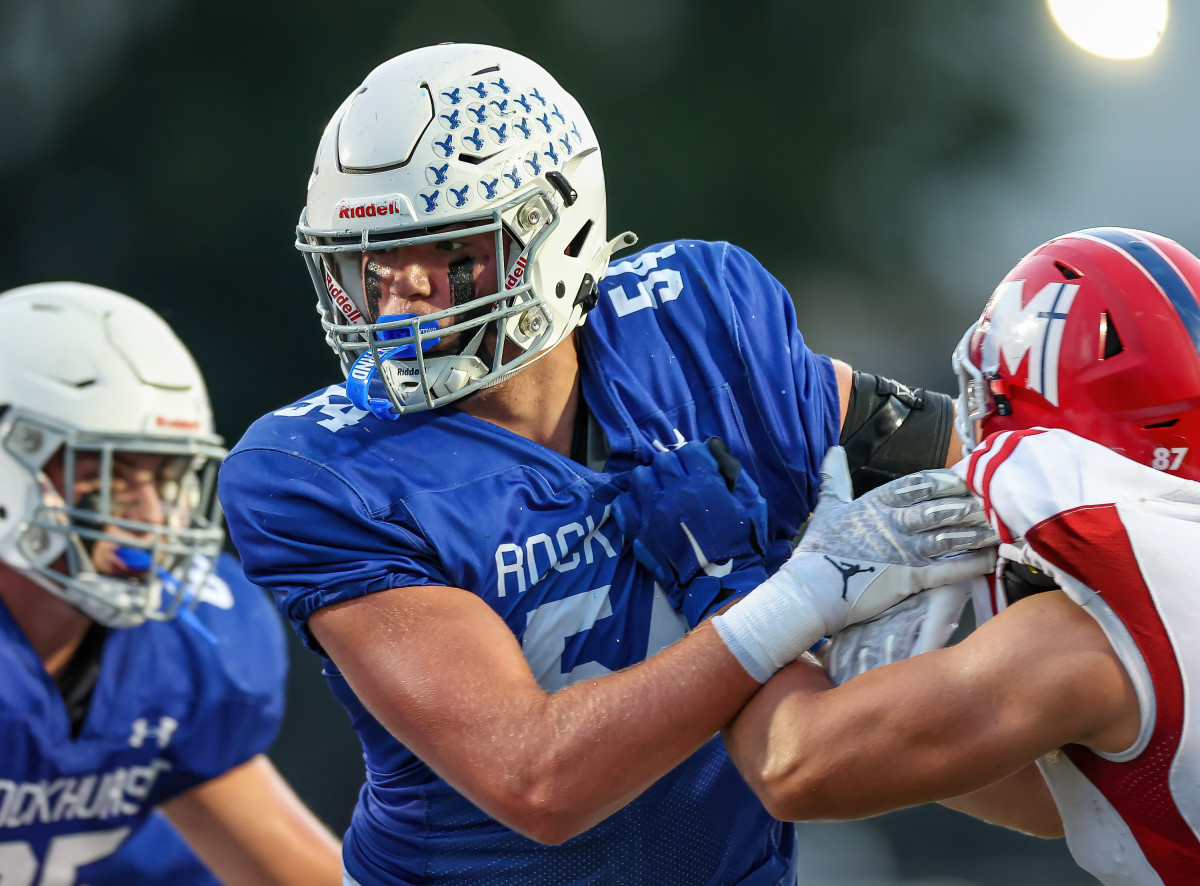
[
  {"xmin": 218, "ymin": 43, "xmax": 996, "ymax": 886},
  {"xmin": 0, "ymin": 282, "xmax": 341, "ymax": 885}
]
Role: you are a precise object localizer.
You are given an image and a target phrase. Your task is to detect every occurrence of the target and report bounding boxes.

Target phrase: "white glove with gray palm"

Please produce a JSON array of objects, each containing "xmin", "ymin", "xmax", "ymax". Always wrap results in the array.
[
  {"xmin": 822, "ymin": 577, "xmax": 984, "ymax": 686},
  {"xmin": 712, "ymin": 447, "xmax": 998, "ymax": 683}
]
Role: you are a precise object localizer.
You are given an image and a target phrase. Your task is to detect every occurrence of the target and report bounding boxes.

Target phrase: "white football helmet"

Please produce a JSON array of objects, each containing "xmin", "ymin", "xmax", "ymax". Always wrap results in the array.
[
  {"xmin": 296, "ymin": 43, "xmax": 635, "ymax": 415},
  {"xmin": 0, "ymin": 283, "xmax": 227, "ymax": 627}
]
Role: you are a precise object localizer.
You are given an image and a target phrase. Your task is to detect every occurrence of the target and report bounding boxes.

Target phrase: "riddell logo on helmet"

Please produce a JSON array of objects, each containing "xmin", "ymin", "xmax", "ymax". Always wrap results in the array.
[
  {"xmin": 155, "ymin": 416, "xmax": 201, "ymax": 431},
  {"xmin": 336, "ymin": 196, "xmax": 403, "ymax": 220},
  {"xmin": 505, "ymin": 255, "xmax": 529, "ymax": 290},
  {"xmin": 324, "ymin": 271, "xmax": 364, "ymax": 323}
]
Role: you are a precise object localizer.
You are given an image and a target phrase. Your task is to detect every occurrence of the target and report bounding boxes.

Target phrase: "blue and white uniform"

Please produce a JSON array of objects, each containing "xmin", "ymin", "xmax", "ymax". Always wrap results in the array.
[
  {"xmin": 0, "ymin": 552, "xmax": 287, "ymax": 886},
  {"xmin": 221, "ymin": 240, "xmax": 841, "ymax": 885}
]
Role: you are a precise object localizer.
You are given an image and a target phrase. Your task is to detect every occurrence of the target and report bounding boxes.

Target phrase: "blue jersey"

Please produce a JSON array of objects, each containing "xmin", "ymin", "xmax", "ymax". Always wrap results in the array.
[
  {"xmin": 221, "ymin": 240, "xmax": 840, "ymax": 886},
  {"xmin": 96, "ymin": 811, "xmax": 220, "ymax": 886},
  {"xmin": 0, "ymin": 552, "xmax": 286, "ymax": 886}
]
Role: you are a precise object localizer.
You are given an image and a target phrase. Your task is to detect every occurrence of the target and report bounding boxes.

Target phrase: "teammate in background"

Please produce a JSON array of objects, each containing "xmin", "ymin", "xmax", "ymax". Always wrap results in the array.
[
  {"xmin": 722, "ymin": 227, "xmax": 1200, "ymax": 886},
  {"xmin": 0, "ymin": 283, "xmax": 341, "ymax": 885},
  {"xmin": 218, "ymin": 43, "xmax": 995, "ymax": 885}
]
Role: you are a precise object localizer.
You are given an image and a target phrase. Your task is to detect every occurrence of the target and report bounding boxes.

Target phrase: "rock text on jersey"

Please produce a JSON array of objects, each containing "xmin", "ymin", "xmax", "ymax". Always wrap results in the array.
[
  {"xmin": 0, "ymin": 760, "xmax": 171, "ymax": 829},
  {"xmin": 494, "ymin": 504, "xmax": 618, "ymax": 597}
]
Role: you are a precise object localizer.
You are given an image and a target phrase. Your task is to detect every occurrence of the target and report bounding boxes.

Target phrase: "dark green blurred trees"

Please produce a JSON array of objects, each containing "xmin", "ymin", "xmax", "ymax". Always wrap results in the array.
[{"xmin": 1, "ymin": 0, "xmax": 1044, "ymax": 438}]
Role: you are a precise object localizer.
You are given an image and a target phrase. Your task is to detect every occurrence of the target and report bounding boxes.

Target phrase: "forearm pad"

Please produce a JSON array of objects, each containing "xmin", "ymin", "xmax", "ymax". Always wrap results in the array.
[{"xmin": 840, "ymin": 371, "xmax": 954, "ymax": 497}]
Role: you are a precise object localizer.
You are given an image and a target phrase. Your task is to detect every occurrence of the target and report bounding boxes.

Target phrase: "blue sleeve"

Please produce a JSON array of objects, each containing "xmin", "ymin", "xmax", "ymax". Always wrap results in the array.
[
  {"xmin": 589, "ymin": 239, "xmax": 840, "ymax": 562},
  {"xmin": 219, "ymin": 448, "xmax": 445, "ymax": 649},
  {"xmin": 721, "ymin": 242, "xmax": 841, "ymax": 503}
]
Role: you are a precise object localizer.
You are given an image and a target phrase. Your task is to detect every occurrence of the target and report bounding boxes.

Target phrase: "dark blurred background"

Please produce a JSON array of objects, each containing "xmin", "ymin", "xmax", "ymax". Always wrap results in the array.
[{"xmin": 4, "ymin": 1, "xmax": 1194, "ymax": 882}]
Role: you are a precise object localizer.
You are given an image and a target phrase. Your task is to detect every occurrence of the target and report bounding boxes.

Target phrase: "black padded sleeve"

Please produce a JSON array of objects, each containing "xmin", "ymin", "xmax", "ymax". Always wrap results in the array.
[{"xmin": 839, "ymin": 371, "xmax": 954, "ymax": 497}]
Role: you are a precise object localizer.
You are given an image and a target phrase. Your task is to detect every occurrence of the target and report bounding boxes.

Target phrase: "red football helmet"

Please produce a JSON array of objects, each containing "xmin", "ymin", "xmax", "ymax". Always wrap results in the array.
[{"xmin": 953, "ymin": 227, "xmax": 1200, "ymax": 480}]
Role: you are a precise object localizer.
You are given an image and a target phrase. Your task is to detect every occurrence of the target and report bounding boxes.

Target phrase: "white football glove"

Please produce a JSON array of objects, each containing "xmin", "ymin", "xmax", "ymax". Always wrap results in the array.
[
  {"xmin": 823, "ymin": 577, "xmax": 981, "ymax": 686},
  {"xmin": 712, "ymin": 447, "xmax": 998, "ymax": 683}
]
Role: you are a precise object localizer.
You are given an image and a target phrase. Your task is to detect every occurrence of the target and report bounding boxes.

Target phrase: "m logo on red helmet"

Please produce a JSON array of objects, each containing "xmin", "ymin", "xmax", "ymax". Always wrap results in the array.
[{"xmin": 982, "ymin": 280, "xmax": 1079, "ymax": 406}]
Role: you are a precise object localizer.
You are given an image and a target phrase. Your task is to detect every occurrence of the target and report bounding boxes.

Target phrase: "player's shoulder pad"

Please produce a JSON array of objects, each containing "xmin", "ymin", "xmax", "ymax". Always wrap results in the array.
[
  {"xmin": 966, "ymin": 428, "xmax": 1185, "ymax": 541},
  {"xmin": 174, "ymin": 551, "xmax": 288, "ymax": 700}
]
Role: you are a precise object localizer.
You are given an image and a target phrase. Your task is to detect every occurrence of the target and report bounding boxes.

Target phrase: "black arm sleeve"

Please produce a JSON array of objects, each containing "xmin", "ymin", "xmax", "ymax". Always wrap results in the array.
[{"xmin": 839, "ymin": 371, "xmax": 955, "ymax": 497}]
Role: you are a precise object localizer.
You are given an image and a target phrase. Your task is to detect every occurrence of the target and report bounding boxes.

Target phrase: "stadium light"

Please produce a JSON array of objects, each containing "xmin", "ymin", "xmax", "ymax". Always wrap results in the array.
[{"xmin": 1048, "ymin": 0, "xmax": 1168, "ymax": 59}]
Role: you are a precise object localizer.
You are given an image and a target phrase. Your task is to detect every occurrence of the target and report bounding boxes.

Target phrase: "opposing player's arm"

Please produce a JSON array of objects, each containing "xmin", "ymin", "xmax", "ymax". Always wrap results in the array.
[
  {"xmin": 161, "ymin": 754, "xmax": 342, "ymax": 886},
  {"xmin": 722, "ymin": 590, "xmax": 1139, "ymax": 825},
  {"xmin": 310, "ymin": 587, "xmax": 757, "ymax": 845},
  {"xmin": 939, "ymin": 762, "xmax": 1064, "ymax": 838}
]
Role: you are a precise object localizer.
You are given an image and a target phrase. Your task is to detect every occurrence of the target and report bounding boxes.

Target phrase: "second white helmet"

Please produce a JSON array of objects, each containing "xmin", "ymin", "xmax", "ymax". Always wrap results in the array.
[{"xmin": 0, "ymin": 283, "xmax": 226, "ymax": 627}]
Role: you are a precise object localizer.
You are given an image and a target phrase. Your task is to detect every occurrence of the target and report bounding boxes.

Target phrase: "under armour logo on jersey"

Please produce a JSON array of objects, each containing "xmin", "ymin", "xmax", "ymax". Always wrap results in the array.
[
  {"xmin": 824, "ymin": 556, "xmax": 876, "ymax": 599},
  {"xmin": 129, "ymin": 715, "xmax": 179, "ymax": 749}
]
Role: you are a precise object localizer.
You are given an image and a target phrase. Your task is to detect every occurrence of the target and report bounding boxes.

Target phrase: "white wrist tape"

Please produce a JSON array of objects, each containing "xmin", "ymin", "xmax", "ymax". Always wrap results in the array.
[{"xmin": 710, "ymin": 567, "xmax": 827, "ymax": 683}]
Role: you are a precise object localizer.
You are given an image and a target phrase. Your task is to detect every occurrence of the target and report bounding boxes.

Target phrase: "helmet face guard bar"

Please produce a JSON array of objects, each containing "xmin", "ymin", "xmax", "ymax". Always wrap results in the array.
[
  {"xmin": 2, "ymin": 409, "xmax": 226, "ymax": 626},
  {"xmin": 952, "ymin": 322, "xmax": 990, "ymax": 457},
  {"xmin": 298, "ymin": 187, "xmax": 564, "ymax": 414}
]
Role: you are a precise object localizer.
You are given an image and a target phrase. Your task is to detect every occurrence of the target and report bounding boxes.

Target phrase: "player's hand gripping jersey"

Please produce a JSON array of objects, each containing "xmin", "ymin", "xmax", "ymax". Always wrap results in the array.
[
  {"xmin": 0, "ymin": 553, "xmax": 286, "ymax": 886},
  {"xmin": 221, "ymin": 240, "xmax": 841, "ymax": 886},
  {"xmin": 964, "ymin": 428, "xmax": 1200, "ymax": 886}
]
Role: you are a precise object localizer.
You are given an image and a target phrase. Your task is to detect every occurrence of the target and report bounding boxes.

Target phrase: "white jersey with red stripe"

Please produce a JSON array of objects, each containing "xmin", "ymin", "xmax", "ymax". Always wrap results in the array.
[{"xmin": 961, "ymin": 427, "xmax": 1200, "ymax": 885}]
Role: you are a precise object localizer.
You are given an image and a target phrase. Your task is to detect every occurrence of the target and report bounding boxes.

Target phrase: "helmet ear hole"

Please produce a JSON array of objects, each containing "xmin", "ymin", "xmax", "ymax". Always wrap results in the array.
[
  {"xmin": 1100, "ymin": 312, "xmax": 1124, "ymax": 360},
  {"xmin": 564, "ymin": 220, "xmax": 593, "ymax": 258}
]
